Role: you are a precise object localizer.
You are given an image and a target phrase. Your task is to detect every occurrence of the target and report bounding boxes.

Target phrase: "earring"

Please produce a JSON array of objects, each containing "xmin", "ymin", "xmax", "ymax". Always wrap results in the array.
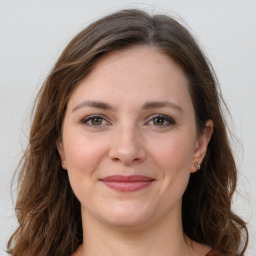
[
  {"xmin": 61, "ymin": 161, "xmax": 66, "ymax": 169},
  {"xmin": 194, "ymin": 162, "xmax": 201, "ymax": 170}
]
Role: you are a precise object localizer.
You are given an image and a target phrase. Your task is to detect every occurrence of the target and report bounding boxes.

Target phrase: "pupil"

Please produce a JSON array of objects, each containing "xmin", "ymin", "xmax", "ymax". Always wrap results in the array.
[
  {"xmin": 92, "ymin": 117, "xmax": 102, "ymax": 125},
  {"xmin": 154, "ymin": 117, "xmax": 164, "ymax": 125}
]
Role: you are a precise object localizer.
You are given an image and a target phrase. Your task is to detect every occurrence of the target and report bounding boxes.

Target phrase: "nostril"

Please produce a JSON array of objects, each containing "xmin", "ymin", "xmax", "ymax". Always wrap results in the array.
[
  {"xmin": 108, "ymin": 132, "xmax": 146, "ymax": 165},
  {"xmin": 112, "ymin": 157, "xmax": 120, "ymax": 162}
]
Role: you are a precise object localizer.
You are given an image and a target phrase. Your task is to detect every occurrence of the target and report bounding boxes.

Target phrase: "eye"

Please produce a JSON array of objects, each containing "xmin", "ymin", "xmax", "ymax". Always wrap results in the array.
[
  {"xmin": 81, "ymin": 115, "xmax": 109, "ymax": 127},
  {"xmin": 147, "ymin": 114, "xmax": 175, "ymax": 127}
]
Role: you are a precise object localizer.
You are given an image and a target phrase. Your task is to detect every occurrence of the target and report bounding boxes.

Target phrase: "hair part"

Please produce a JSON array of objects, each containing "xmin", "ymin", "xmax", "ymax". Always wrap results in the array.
[{"xmin": 8, "ymin": 9, "xmax": 248, "ymax": 256}]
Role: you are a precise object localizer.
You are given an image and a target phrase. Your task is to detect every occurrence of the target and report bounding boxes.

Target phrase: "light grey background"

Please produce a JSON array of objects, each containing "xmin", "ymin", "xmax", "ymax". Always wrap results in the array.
[{"xmin": 0, "ymin": 0, "xmax": 255, "ymax": 255}]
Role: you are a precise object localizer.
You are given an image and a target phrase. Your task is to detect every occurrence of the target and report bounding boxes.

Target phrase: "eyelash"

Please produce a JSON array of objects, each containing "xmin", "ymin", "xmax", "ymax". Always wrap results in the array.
[
  {"xmin": 146, "ymin": 114, "xmax": 175, "ymax": 127},
  {"xmin": 81, "ymin": 114, "xmax": 109, "ymax": 127},
  {"xmin": 81, "ymin": 114, "xmax": 175, "ymax": 128}
]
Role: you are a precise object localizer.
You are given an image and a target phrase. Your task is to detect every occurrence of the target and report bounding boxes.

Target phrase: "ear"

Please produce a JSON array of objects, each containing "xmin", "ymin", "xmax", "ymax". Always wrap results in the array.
[
  {"xmin": 191, "ymin": 120, "xmax": 213, "ymax": 173},
  {"xmin": 56, "ymin": 138, "xmax": 67, "ymax": 169}
]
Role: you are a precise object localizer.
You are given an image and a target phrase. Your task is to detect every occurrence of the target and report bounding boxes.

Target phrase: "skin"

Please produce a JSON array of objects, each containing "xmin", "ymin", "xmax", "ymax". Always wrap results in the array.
[{"xmin": 57, "ymin": 46, "xmax": 213, "ymax": 256}]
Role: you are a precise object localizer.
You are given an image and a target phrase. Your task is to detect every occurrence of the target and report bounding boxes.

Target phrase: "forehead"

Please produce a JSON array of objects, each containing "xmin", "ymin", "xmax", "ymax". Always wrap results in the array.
[
  {"xmin": 67, "ymin": 46, "xmax": 192, "ymax": 111},
  {"xmin": 87, "ymin": 46, "xmax": 187, "ymax": 85}
]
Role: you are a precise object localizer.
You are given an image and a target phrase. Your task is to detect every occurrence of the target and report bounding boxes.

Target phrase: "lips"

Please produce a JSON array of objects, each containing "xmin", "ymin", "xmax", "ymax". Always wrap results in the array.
[{"xmin": 100, "ymin": 175, "xmax": 155, "ymax": 192}]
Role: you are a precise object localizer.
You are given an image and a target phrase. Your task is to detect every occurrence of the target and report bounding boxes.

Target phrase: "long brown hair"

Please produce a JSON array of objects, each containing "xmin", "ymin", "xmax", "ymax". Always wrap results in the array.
[{"xmin": 8, "ymin": 9, "xmax": 248, "ymax": 255}]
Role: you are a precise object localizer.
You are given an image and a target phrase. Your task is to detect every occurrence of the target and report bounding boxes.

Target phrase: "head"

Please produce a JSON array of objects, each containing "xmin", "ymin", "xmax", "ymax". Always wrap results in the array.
[{"xmin": 8, "ymin": 9, "xmax": 247, "ymax": 256}]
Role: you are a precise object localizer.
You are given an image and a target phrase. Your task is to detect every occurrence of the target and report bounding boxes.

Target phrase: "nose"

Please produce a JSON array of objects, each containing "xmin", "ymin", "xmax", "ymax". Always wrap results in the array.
[{"xmin": 108, "ymin": 124, "xmax": 146, "ymax": 165}]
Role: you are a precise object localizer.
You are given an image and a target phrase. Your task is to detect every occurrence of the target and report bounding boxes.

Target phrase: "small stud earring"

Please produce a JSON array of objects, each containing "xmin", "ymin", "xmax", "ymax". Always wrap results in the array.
[
  {"xmin": 61, "ymin": 161, "xmax": 66, "ymax": 169},
  {"xmin": 194, "ymin": 162, "xmax": 201, "ymax": 170}
]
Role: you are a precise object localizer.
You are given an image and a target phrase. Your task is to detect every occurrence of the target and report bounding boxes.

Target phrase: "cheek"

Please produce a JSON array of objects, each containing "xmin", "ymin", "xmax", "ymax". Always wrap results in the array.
[
  {"xmin": 63, "ymin": 133, "xmax": 108, "ymax": 204},
  {"xmin": 149, "ymin": 133, "xmax": 195, "ymax": 176},
  {"xmin": 144, "ymin": 134, "xmax": 194, "ymax": 212},
  {"xmin": 63, "ymin": 131, "xmax": 108, "ymax": 179}
]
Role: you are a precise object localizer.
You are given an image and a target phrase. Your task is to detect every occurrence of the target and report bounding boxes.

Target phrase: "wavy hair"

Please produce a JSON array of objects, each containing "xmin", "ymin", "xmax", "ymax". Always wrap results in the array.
[{"xmin": 8, "ymin": 9, "xmax": 248, "ymax": 256}]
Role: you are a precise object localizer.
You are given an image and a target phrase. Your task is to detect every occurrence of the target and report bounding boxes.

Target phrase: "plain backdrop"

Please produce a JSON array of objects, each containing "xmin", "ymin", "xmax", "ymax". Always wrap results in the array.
[{"xmin": 0, "ymin": 0, "xmax": 255, "ymax": 255}]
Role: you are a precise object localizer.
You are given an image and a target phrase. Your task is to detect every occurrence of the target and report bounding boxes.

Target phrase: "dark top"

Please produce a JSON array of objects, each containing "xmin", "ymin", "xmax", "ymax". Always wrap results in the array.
[
  {"xmin": 206, "ymin": 251, "xmax": 218, "ymax": 256},
  {"xmin": 206, "ymin": 250, "xmax": 238, "ymax": 256}
]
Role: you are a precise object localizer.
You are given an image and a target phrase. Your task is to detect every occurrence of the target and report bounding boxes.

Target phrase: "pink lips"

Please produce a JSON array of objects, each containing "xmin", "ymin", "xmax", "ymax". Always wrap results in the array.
[{"xmin": 100, "ymin": 175, "xmax": 155, "ymax": 192}]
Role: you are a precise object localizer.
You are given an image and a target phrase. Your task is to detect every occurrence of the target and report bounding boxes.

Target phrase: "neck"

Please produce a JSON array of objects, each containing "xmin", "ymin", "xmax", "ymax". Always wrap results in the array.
[{"xmin": 79, "ymin": 207, "xmax": 191, "ymax": 256}]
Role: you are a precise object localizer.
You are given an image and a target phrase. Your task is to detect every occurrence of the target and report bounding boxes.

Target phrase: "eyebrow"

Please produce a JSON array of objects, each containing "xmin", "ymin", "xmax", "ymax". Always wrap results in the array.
[
  {"xmin": 72, "ymin": 100, "xmax": 183, "ymax": 112},
  {"xmin": 72, "ymin": 100, "xmax": 113, "ymax": 112},
  {"xmin": 142, "ymin": 101, "xmax": 183, "ymax": 112}
]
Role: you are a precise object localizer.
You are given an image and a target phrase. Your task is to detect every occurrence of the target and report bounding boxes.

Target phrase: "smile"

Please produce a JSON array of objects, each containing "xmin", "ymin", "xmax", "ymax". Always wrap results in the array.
[{"xmin": 100, "ymin": 175, "xmax": 155, "ymax": 192}]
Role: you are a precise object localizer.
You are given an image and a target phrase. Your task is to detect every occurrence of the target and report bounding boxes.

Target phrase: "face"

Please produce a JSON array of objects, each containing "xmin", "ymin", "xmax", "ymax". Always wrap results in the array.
[{"xmin": 57, "ymin": 46, "xmax": 212, "ymax": 230}]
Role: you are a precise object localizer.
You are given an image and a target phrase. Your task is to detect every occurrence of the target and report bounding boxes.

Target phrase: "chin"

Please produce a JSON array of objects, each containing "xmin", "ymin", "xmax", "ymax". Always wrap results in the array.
[{"xmin": 95, "ymin": 201, "xmax": 154, "ymax": 229}]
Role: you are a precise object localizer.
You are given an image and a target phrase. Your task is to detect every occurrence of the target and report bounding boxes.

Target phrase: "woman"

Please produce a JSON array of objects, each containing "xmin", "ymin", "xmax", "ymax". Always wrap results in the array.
[{"xmin": 8, "ymin": 9, "xmax": 248, "ymax": 256}]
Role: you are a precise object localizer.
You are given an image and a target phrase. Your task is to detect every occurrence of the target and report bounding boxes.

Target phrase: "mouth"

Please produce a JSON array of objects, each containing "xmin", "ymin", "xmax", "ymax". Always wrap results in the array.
[{"xmin": 99, "ymin": 175, "xmax": 155, "ymax": 192}]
